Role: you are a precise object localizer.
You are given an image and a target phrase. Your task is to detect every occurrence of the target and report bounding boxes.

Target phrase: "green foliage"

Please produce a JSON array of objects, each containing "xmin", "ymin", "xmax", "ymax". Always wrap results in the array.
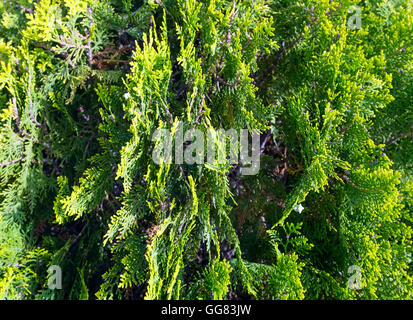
[{"xmin": 0, "ymin": 0, "xmax": 411, "ymax": 300}]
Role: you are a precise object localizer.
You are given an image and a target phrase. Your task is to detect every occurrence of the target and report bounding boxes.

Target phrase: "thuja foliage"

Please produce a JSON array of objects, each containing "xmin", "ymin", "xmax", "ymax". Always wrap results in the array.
[{"xmin": 0, "ymin": 0, "xmax": 411, "ymax": 300}]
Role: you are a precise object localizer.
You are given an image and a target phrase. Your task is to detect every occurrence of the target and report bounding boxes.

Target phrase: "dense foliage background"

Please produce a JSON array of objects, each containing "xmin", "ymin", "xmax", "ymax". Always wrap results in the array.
[{"xmin": 0, "ymin": 0, "xmax": 411, "ymax": 300}]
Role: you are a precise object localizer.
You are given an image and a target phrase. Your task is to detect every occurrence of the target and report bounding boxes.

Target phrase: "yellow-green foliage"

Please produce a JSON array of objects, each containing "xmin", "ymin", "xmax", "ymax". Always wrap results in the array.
[{"xmin": 0, "ymin": 0, "xmax": 411, "ymax": 300}]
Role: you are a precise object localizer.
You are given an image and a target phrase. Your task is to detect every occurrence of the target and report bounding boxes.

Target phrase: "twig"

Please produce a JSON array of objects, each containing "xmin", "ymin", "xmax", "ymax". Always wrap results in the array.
[
  {"xmin": 226, "ymin": 0, "xmax": 238, "ymax": 45},
  {"xmin": 256, "ymin": 4, "xmax": 341, "ymax": 87},
  {"xmin": 213, "ymin": 75, "xmax": 238, "ymax": 88},
  {"xmin": 15, "ymin": 4, "xmax": 34, "ymax": 14},
  {"xmin": 27, "ymin": 73, "xmax": 43, "ymax": 129},
  {"xmin": 67, "ymin": 222, "xmax": 89, "ymax": 256},
  {"xmin": 384, "ymin": 129, "xmax": 413, "ymax": 146},
  {"xmin": 12, "ymin": 97, "xmax": 21, "ymax": 129},
  {"xmin": 256, "ymin": 26, "xmax": 310, "ymax": 87},
  {"xmin": 216, "ymin": 0, "xmax": 238, "ymax": 71},
  {"xmin": 187, "ymin": 87, "xmax": 198, "ymax": 117},
  {"xmin": 193, "ymin": 96, "xmax": 205, "ymax": 125},
  {"xmin": 0, "ymin": 156, "xmax": 24, "ymax": 167},
  {"xmin": 58, "ymin": 38, "xmax": 88, "ymax": 50},
  {"xmin": 12, "ymin": 97, "xmax": 33, "ymax": 140},
  {"xmin": 341, "ymin": 173, "xmax": 382, "ymax": 193},
  {"xmin": 159, "ymin": 97, "xmax": 173, "ymax": 125},
  {"xmin": 27, "ymin": 71, "xmax": 50, "ymax": 138},
  {"xmin": 34, "ymin": 42, "xmax": 68, "ymax": 59},
  {"xmin": 84, "ymin": 133, "xmax": 96, "ymax": 159},
  {"xmin": 12, "ymin": 97, "xmax": 50, "ymax": 147},
  {"xmin": 92, "ymin": 58, "xmax": 130, "ymax": 65},
  {"xmin": 87, "ymin": 8, "xmax": 94, "ymax": 67},
  {"xmin": 260, "ymin": 130, "xmax": 272, "ymax": 154}
]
